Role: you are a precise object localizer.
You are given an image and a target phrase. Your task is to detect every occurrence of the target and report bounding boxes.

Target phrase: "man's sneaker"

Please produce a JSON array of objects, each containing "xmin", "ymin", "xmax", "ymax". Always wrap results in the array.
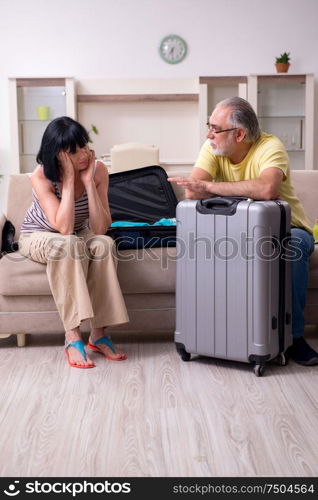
[{"xmin": 286, "ymin": 337, "xmax": 318, "ymax": 366}]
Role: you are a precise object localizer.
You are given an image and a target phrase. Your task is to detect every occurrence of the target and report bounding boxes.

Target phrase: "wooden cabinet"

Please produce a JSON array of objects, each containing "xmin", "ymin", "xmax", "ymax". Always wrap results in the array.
[
  {"xmin": 9, "ymin": 78, "xmax": 76, "ymax": 173},
  {"xmin": 248, "ymin": 74, "xmax": 314, "ymax": 170}
]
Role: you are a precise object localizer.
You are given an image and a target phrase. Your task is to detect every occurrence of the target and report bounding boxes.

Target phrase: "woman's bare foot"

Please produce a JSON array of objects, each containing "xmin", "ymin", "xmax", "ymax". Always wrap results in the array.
[
  {"xmin": 65, "ymin": 328, "xmax": 95, "ymax": 368},
  {"xmin": 88, "ymin": 327, "xmax": 127, "ymax": 360}
]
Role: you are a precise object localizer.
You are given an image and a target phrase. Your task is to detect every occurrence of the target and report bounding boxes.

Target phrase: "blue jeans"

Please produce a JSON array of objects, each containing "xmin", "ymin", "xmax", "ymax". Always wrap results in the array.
[{"xmin": 290, "ymin": 228, "xmax": 315, "ymax": 338}]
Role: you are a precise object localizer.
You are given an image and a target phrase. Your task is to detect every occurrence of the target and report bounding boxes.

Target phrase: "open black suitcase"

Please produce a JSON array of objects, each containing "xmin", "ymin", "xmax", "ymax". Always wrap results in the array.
[{"xmin": 107, "ymin": 165, "xmax": 178, "ymax": 249}]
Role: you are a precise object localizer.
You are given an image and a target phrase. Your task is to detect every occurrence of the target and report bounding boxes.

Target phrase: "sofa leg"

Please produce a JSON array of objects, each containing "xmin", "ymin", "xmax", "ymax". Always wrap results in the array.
[{"xmin": 17, "ymin": 334, "xmax": 26, "ymax": 347}]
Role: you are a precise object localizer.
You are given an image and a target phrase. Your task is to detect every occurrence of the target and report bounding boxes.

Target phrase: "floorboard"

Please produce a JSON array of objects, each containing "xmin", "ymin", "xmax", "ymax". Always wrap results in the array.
[{"xmin": 0, "ymin": 328, "xmax": 318, "ymax": 477}]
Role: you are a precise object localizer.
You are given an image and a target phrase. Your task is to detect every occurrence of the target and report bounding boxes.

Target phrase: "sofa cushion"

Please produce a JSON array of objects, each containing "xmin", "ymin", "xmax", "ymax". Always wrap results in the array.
[
  {"xmin": 1, "ymin": 242, "xmax": 315, "ymax": 295},
  {"xmin": 0, "ymin": 247, "xmax": 176, "ymax": 296},
  {"xmin": 290, "ymin": 170, "xmax": 318, "ymax": 228},
  {"xmin": 7, "ymin": 174, "xmax": 33, "ymax": 240},
  {"xmin": 117, "ymin": 247, "xmax": 176, "ymax": 294},
  {"xmin": 308, "ymin": 247, "xmax": 318, "ymax": 289},
  {"xmin": 0, "ymin": 253, "xmax": 48, "ymax": 295},
  {"xmin": 0, "ymin": 212, "xmax": 6, "ymax": 249}
]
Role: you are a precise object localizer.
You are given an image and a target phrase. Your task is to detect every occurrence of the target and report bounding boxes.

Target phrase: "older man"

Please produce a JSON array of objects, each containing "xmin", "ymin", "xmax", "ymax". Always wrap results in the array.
[{"xmin": 169, "ymin": 96, "xmax": 317, "ymax": 366}]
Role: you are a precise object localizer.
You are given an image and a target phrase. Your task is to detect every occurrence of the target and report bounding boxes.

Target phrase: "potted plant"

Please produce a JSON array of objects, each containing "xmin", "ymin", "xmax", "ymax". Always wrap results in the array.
[
  {"xmin": 275, "ymin": 52, "xmax": 290, "ymax": 73},
  {"xmin": 88, "ymin": 124, "xmax": 99, "ymax": 143}
]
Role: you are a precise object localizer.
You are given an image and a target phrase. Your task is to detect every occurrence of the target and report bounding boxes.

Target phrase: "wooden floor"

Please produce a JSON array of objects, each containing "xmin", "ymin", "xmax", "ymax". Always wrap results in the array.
[{"xmin": 1, "ymin": 327, "xmax": 318, "ymax": 477}]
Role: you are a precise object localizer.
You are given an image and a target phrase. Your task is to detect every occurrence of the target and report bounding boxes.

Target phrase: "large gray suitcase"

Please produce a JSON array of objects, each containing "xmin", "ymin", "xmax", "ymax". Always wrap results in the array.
[{"xmin": 175, "ymin": 197, "xmax": 293, "ymax": 376}]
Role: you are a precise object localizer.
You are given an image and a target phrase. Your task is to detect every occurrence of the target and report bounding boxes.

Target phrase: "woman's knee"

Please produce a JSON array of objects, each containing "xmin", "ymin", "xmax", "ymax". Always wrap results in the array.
[
  {"xmin": 86, "ymin": 234, "xmax": 116, "ymax": 259},
  {"xmin": 47, "ymin": 234, "xmax": 86, "ymax": 260}
]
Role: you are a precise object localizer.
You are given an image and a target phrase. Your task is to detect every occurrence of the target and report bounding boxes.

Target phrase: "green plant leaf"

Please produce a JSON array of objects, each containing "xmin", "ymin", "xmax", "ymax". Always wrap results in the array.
[{"xmin": 275, "ymin": 52, "xmax": 290, "ymax": 63}]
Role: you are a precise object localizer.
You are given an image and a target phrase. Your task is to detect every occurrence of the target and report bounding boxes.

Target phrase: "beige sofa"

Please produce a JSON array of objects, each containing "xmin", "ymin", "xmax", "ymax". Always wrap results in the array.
[{"xmin": 0, "ymin": 170, "xmax": 318, "ymax": 347}]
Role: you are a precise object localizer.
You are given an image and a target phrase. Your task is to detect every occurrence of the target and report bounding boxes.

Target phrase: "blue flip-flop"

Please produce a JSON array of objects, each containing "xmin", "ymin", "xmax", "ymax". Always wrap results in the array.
[
  {"xmin": 65, "ymin": 340, "xmax": 95, "ymax": 368},
  {"xmin": 87, "ymin": 337, "xmax": 127, "ymax": 361}
]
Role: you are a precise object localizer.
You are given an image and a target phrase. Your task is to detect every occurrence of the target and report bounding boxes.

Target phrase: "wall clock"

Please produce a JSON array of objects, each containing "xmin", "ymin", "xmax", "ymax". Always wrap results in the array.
[{"xmin": 159, "ymin": 35, "xmax": 187, "ymax": 64}]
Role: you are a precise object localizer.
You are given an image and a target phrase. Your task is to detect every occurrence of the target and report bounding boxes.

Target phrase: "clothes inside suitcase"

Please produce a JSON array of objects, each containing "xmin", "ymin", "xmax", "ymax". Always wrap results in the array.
[{"xmin": 107, "ymin": 165, "xmax": 178, "ymax": 249}]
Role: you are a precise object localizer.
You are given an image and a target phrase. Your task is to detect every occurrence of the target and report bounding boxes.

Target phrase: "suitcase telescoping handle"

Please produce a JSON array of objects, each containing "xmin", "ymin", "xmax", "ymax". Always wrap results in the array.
[{"xmin": 197, "ymin": 196, "xmax": 248, "ymax": 216}]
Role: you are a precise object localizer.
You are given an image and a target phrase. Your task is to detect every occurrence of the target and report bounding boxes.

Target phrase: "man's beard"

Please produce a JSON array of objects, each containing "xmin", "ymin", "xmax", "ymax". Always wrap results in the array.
[
  {"xmin": 210, "ymin": 143, "xmax": 227, "ymax": 156},
  {"xmin": 212, "ymin": 147, "xmax": 224, "ymax": 156},
  {"xmin": 210, "ymin": 140, "xmax": 233, "ymax": 157}
]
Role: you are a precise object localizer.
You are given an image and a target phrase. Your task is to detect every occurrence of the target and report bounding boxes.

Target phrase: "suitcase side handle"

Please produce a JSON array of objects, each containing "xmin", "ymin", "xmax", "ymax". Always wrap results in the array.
[{"xmin": 197, "ymin": 196, "xmax": 248, "ymax": 216}]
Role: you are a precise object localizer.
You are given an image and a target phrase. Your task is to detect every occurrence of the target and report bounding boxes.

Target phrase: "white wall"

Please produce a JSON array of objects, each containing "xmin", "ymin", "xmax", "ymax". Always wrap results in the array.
[{"xmin": 1, "ymin": 0, "xmax": 318, "ymax": 210}]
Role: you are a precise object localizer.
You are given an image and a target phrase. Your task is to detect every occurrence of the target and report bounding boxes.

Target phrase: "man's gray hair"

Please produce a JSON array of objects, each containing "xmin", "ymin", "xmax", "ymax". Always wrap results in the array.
[{"xmin": 216, "ymin": 97, "xmax": 261, "ymax": 143}]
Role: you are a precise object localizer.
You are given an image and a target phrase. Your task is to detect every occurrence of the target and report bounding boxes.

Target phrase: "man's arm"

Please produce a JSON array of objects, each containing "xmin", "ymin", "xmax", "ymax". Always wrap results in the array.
[
  {"xmin": 183, "ymin": 167, "xmax": 213, "ymax": 199},
  {"xmin": 169, "ymin": 167, "xmax": 284, "ymax": 201}
]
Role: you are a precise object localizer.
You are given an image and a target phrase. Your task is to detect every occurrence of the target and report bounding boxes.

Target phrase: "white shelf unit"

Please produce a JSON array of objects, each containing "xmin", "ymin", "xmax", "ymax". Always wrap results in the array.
[
  {"xmin": 247, "ymin": 74, "xmax": 314, "ymax": 170},
  {"xmin": 9, "ymin": 78, "xmax": 76, "ymax": 174},
  {"xmin": 10, "ymin": 76, "xmax": 314, "ymax": 175},
  {"xmin": 199, "ymin": 76, "xmax": 248, "ymax": 144}
]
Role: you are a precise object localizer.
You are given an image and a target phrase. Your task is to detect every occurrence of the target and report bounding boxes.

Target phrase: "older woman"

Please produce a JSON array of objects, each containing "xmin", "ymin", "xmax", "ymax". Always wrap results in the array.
[{"xmin": 19, "ymin": 116, "xmax": 129, "ymax": 368}]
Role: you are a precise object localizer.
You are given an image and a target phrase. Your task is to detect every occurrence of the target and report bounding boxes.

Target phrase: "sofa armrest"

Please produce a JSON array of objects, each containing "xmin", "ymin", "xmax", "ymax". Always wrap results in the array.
[{"xmin": 0, "ymin": 211, "xmax": 7, "ymax": 251}]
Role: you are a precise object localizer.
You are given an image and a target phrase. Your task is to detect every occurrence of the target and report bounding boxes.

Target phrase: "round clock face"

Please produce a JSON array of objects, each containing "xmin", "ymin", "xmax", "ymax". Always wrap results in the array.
[{"xmin": 159, "ymin": 35, "xmax": 187, "ymax": 64}]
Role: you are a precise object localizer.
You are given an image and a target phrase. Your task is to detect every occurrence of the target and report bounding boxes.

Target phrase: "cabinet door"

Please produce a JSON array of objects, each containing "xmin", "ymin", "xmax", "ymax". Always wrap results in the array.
[
  {"xmin": 199, "ymin": 77, "xmax": 247, "ymax": 145},
  {"xmin": 9, "ymin": 78, "xmax": 76, "ymax": 174},
  {"xmin": 248, "ymin": 74, "xmax": 314, "ymax": 170}
]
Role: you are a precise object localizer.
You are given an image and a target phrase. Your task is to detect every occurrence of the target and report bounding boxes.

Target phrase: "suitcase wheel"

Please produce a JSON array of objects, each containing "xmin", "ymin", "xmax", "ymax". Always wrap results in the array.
[
  {"xmin": 176, "ymin": 347, "xmax": 191, "ymax": 362},
  {"xmin": 176, "ymin": 343, "xmax": 191, "ymax": 361},
  {"xmin": 254, "ymin": 364, "xmax": 265, "ymax": 377},
  {"xmin": 181, "ymin": 351, "xmax": 191, "ymax": 362}
]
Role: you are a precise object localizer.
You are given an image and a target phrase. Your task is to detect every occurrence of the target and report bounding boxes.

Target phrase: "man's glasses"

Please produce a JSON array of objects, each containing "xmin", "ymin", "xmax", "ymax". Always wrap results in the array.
[{"xmin": 206, "ymin": 123, "xmax": 238, "ymax": 134}]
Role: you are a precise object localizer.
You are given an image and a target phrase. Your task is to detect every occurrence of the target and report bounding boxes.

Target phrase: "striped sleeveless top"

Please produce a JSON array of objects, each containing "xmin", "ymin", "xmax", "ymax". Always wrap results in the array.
[{"xmin": 20, "ymin": 169, "xmax": 96, "ymax": 234}]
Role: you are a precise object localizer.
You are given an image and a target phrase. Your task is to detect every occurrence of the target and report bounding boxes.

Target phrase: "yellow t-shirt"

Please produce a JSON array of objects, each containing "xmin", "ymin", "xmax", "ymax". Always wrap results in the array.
[{"xmin": 194, "ymin": 132, "xmax": 311, "ymax": 233}]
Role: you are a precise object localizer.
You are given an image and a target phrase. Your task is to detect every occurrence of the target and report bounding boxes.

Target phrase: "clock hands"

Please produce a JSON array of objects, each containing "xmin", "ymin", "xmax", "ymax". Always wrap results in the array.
[{"xmin": 170, "ymin": 45, "xmax": 179, "ymax": 60}]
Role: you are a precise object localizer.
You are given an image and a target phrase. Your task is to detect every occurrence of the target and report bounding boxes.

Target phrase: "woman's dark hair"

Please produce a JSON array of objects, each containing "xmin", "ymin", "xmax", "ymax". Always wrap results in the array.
[{"xmin": 36, "ymin": 116, "xmax": 90, "ymax": 182}]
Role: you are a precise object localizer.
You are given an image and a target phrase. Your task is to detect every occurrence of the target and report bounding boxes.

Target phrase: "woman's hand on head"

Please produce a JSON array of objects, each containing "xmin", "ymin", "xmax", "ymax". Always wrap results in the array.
[
  {"xmin": 79, "ymin": 149, "xmax": 95, "ymax": 187},
  {"xmin": 58, "ymin": 151, "xmax": 75, "ymax": 183}
]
